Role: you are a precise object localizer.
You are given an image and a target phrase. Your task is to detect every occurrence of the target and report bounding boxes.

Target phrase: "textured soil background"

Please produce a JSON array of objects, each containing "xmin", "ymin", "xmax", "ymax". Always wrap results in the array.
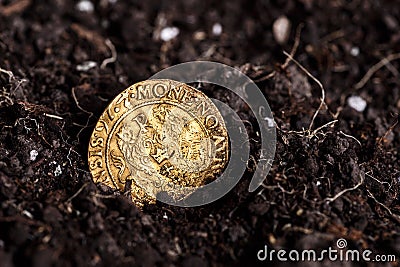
[{"xmin": 0, "ymin": 0, "xmax": 400, "ymax": 266}]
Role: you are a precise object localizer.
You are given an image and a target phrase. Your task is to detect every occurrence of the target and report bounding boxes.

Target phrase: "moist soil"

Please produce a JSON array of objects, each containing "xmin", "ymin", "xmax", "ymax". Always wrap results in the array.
[{"xmin": 0, "ymin": 0, "xmax": 399, "ymax": 266}]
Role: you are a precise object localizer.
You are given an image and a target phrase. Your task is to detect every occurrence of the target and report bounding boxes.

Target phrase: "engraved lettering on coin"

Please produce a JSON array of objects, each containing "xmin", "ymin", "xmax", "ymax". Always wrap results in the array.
[{"xmin": 88, "ymin": 79, "xmax": 229, "ymax": 207}]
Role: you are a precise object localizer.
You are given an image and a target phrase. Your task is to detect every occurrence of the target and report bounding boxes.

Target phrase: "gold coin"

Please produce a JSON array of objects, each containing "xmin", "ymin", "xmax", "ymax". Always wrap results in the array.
[{"xmin": 88, "ymin": 79, "xmax": 229, "ymax": 207}]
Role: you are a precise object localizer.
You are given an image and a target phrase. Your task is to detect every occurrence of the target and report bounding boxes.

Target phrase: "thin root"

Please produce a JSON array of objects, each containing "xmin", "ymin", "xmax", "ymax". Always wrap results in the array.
[
  {"xmin": 101, "ymin": 39, "xmax": 117, "ymax": 69},
  {"xmin": 377, "ymin": 115, "xmax": 399, "ymax": 146},
  {"xmin": 67, "ymin": 182, "xmax": 89, "ymax": 202},
  {"xmin": 354, "ymin": 53, "xmax": 400, "ymax": 90},
  {"xmin": 255, "ymin": 23, "xmax": 303, "ymax": 82},
  {"xmin": 283, "ymin": 51, "xmax": 327, "ymax": 132},
  {"xmin": 71, "ymin": 87, "xmax": 94, "ymax": 143},
  {"xmin": 282, "ymin": 23, "xmax": 304, "ymax": 69},
  {"xmin": 320, "ymin": 173, "xmax": 364, "ymax": 203},
  {"xmin": 366, "ymin": 189, "xmax": 393, "ymax": 216},
  {"xmin": 339, "ymin": 131, "xmax": 362, "ymax": 146},
  {"xmin": 0, "ymin": 67, "xmax": 15, "ymax": 81}
]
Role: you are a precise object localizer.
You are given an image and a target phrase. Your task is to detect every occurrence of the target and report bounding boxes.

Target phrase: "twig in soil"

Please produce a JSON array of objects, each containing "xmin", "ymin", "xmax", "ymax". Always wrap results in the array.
[
  {"xmin": 282, "ymin": 225, "xmax": 313, "ymax": 235},
  {"xmin": 354, "ymin": 53, "xmax": 400, "ymax": 90},
  {"xmin": 70, "ymin": 24, "xmax": 109, "ymax": 54},
  {"xmin": 43, "ymin": 113, "xmax": 64, "ymax": 120},
  {"xmin": 0, "ymin": 0, "xmax": 31, "ymax": 16},
  {"xmin": 377, "ymin": 114, "xmax": 399, "ymax": 146},
  {"xmin": 92, "ymin": 193, "xmax": 118, "ymax": 199},
  {"xmin": 320, "ymin": 29, "xmax": 346, "ymax": 43},
  {"xmin": 320, "ymin": 173, "xmax": 364, "ymax": 203},
  {"xmin": 339, "ymin": 131, "xmax": 362, "ymax": 146},
  {"xmin": 100, "ymin": 39, "xmax": 117, "ymax": 69},
  {"xmin": 67, "ymin": 182, "xmax": 89, "ymax": 202},
  {"xmin": 283, "ymin": 51, "xmax": 326, "ymax": 132}
]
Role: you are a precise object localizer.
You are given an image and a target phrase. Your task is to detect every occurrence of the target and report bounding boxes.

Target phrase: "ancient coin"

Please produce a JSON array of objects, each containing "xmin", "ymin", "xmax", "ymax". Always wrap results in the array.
[{"xmin": 88, "ymin": 79, "xmax": 229, "ymax": 207}]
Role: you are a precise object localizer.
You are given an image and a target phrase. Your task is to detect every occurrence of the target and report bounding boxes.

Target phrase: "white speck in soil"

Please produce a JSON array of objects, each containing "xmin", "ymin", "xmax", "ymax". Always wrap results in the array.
[
  {"xmin": 76, "ymin": 0, "xmax": 94, "ymax": 12},
  {"xmin": 350, "ymin": 46, "xmax": 360, "ymax": 56},
  {"xmin": 163, "ymin": 213, "xmax": 168, "ymax": 220},
  {"xmin": 264, "ymin": 117, "xmax": 275, "ymax": 128},
  {"xmin": 76, "ymin": 61, "xmax": 97, "ymax": 71},
  {"xmin": 160, "ymin": 27, "xmax": 179, "ymax": 42},
  {"xmin": 316, "ymin": 181, "xmax": 321, "ymax": 186},
  {"xmin": 30, "ymin": 150, "xmax": 38, "ymax": 161},
  {"xmin": 22, "ymin": 210, "xmax": 33, "ymax": 219},
  {"xmin": 212, "ymin": 23, "xmax": 222, "ymax": 36},
  {"xmin": 347, "ymin": 95, "xmax": 367, "ymax": 112},
  {"xmin": 54, "ymin": 165, "xmax": 62, "ymax": 177}
]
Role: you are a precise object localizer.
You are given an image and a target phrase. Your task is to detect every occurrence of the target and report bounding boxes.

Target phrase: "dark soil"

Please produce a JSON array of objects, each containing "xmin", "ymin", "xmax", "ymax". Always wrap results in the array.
[{"xmin": 1, "ymin": 0, "xmax": 399, "ymax": 266}]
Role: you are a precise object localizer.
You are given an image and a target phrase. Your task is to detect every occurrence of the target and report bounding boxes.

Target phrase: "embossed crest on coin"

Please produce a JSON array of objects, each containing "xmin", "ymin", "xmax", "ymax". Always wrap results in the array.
[{"xmin": 88, "ymin": 79, "xmax": 229, "ymax": 207}]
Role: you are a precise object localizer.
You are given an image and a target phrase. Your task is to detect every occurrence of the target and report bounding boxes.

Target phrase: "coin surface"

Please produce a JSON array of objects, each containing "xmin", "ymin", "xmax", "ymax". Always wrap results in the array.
[{"xmin": 88, "ymin": 79, "xmax": 229, "ymax": 207}]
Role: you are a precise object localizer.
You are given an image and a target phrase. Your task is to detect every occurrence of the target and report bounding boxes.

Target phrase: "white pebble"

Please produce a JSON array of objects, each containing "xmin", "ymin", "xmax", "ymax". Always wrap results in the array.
[
  {"xmin": 30, "ymin": 150, "xmax": 38, "ymax": 161},
  {"xmin": 212, "ymin": 23, "xmax": 222, "ymax": 36},
  {"xmin": 316, "ymin": 181, "xmax": 321, "ymax": 186},
  {"xmin": 273, "ymin": 15, "xmax": 291, "ymax": 45},
  {"xmin": 76, "ymin": 0, "xmax": 94, "ymax": 12},
  {"xmin": 350, "ymin": 47, "xmax": 360, "ymax": 57},
  {"xmin": 22, "ymin": 210, "xmax": 33, "ymax": 219},
  {"xmin": 264, "ymin": 117, "xmax": 275, "ymax": 128},
  {"xmin": 54, "ymin": 165, "xmax": 62, "ymax": 177},
  {"xmin": 76, "ymin": 61, "xmax": 97, "ymax": 71},
  {"xmin": 160, "ymin": 27, "xmax": 180, "ymax": 42},
  {"xmin": 347, "ymin": 95, "xmax": 367, "ymax": 112}
]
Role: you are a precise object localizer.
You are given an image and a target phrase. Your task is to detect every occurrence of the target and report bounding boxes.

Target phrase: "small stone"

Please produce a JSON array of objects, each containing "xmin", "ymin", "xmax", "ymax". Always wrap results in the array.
[
  {"xmin": 212, "ymin": 23, "xmax": 222, "ymax": 36},
  {"xmin": 54, "ymin": 165, "xmax": 62, "ymax": 177},
  {"xmin": 347, "ymin": 95, "xmax": 367, "ymax": 112},
  {"xmin": 264, "ymin": 117, "xmax": 275, "ymax": 128},
  {"xmin": 76, "ymin": 0, "xmax": 94, "ymax": 12},
  {"xmin": 76, "ymin": 61, "xmax": 97, "ymax": 72},
  {"xmin": 30, "ymin": 150, "xmax": 38, "ymax": 161},
  {"xmin": 160, "ymin": 27, "xmax": 179, "ymax": 42},
  {"xmin": 273, "ymin": 15, "xmax": 291, "ymax": 45},
  {"xmin": 350, "ymin": 46, "xmax": 360, "ymax": 57},
  {"xmin": 193, "ymin": 31, "xmax": 206, "ymax": 41}
]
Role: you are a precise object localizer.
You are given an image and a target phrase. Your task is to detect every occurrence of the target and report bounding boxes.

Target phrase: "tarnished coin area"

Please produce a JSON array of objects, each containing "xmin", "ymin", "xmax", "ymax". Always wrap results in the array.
[{"xmin": 88, "ymin": 79, "xmax": 229, "ymax": 206}]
